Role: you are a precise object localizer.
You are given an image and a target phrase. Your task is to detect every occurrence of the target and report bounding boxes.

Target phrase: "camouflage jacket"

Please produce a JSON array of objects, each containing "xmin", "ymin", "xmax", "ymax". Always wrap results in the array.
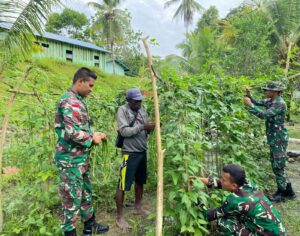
[
  {"xmin": 53, "ymin": 88, "xmax": 93, "ymax": 167},
  {"xmin": 205, "ymin": 179, "xmax": 286, "ymax": 235},
  {"xmin": 247, "ymin": 96, "xmax": 288, "ymax": 145}
]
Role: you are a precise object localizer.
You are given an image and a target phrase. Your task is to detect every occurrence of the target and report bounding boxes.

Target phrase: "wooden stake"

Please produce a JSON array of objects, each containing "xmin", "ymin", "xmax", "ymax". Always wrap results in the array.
[
  {"xmin": 0, "ymin": 66, "xmax": 32, "ymax": 232},
  {"xmin": 142, "ymin": 37, "xmax": 164, "ymax": 236}
]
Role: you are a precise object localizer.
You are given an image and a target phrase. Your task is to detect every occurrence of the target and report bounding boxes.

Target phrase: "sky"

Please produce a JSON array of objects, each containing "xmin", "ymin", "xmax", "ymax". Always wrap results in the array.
[{"xmin": 63, "ymin": 0, "xmax": 245, "ymax": 57}]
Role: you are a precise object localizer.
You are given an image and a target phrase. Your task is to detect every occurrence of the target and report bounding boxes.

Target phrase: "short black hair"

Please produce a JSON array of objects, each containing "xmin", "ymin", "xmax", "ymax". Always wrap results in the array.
[
  {"xmin": 223, "ymin": 164, "xmax": 246, "ymax": 187},
  {"xmin": 73, "ymin": 67, "xmax": 97, "ymax": 84}
]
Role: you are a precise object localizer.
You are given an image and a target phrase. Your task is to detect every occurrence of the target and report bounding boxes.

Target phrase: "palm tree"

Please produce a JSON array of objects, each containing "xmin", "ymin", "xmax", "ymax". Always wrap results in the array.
[
  {"xmin": 164, "ymin": 0, "xmax": 203, "ymax": 33},
  {"xmin": 253, "ymin": 0, "xmax": 300, "ymax": 120},
  {"xmin": 177, "ymin": 27, "xmax": 216, "ymax": 71},
  {"xmin": 0, "ymin": 0, "xmax": 60, "ymax": 70},
  {"xmin": 88, "ymin": 0, "xmax": 128, "ymax": 74},
  {"xmin": 0, "ymin": 0, "xmax": 60, "ymax": 231}
]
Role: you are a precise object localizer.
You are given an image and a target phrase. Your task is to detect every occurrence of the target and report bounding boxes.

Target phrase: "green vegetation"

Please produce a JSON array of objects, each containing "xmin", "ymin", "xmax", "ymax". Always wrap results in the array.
[
  {"xmin": 0, "ymin": 58, "xmax": 148, "ymax": 235},
  {"xmin": 45, "ymin": 8, "xmax": 89, "ymax": 39},
  {"xmin": 1, "ymin": 0, "xmax": 300, "ymax": 235}
]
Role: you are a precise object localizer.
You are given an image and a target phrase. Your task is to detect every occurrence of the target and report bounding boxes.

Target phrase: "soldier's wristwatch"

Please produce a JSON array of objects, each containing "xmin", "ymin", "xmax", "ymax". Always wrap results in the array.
[{"xmin": 207, "ymin": 176, "xmax": 214, "ymax": 188}]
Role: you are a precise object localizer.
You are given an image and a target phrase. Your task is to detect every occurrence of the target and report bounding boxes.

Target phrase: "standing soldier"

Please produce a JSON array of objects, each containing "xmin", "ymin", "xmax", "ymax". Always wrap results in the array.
[
  {"xmin": 115, "ymin": 88, "xmax": 155, "ymax": 230},
  {"xmin": 190, "ymin": 164, "xmax": 286, "ymax": 235},
  {"xmin": 243, "ymin": 81, "xmax": 295, "ymax": 202},
  {"xmin": 53, "ymin": 67, "xmax": 109, "ymax": 236}
]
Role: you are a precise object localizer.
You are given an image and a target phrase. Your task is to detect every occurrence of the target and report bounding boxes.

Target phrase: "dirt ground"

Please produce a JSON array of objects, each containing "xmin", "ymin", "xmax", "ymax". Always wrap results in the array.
[{"xmin": 94, "ymin": 193, "xmax": 156, "ymax": 236}]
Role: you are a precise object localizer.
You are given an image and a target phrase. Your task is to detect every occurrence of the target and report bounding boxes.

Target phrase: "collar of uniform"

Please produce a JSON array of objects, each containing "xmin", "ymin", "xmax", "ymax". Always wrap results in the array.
[
  {"xmin": 67, "ymin": 87, "xmax": 84, "ymax": 101},
  {"xmin": 272, "ymin": 96, "xmax": 282, "ymax": 103}
]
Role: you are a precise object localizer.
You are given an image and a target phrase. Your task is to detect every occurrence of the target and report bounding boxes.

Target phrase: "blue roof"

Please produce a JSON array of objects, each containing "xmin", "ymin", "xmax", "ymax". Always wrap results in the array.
[
  {"xmin": 0, "ymin": 23, "xmax": 109, "ymax": 53},
  {"xmin": 38, "ymin": 32, "xmax": 109, "ymax": 53}
]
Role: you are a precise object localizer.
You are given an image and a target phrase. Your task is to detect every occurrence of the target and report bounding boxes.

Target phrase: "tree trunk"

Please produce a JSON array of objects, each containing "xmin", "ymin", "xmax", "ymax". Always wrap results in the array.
[
  {"xmin": 142, "ymin": 37, "xmax": 164, "ymax": 236},
  {"xmin": 284, "ymin": 40, "xmax": 293, "ymax": 122},
  {"xmin": 0, "ymin": 66, "xmax": 32, "ymax": 232},
  {"xmin": 111, "ymin": 41, "xmax": 116, "ymax": 75}
]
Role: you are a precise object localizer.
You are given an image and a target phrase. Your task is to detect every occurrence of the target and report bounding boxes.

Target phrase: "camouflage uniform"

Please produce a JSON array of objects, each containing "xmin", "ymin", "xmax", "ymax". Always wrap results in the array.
[
  {"xmin": 53, "ymin": 88, "xmax": 94, "ymax": 232},
  {"xmin": 247, "ymin": 95, "xmax": 290, "ymax": 191},
  {"xmin": 205, "ymin": 180, "xmax": 286, "ymax": 235}
]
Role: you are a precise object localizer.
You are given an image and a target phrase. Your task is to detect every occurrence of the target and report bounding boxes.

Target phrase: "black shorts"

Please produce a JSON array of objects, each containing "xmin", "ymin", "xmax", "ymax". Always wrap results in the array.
[{"xmin": 118, "ymin": 151, "xmax": 147, "ymax": 191}]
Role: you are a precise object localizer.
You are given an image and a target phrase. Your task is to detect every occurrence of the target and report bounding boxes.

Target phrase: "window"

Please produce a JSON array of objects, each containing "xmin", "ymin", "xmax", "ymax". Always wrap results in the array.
[
  {"xmin": 94, "ymin": 55, "xmax": 99, "ymax": 60},
  {"xmin": 94, "ymin": 63, "xmax": 99, "ymax": 67},
  {"xmin": 41, "ymin": 43, "xmax": 49, "ymax": 48},
  {"xmin": 66, "ymin": 50, "xmax": 73, "ymax": 62}
]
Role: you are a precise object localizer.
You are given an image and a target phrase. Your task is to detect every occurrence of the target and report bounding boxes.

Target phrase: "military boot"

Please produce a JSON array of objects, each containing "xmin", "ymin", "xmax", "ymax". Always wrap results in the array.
[
  {"xmin": 269, "ymin": 189, "xmax": 285, "ymax": 202},
  {"xmin": 83, "ymin": 214, "xmax": 109, "ymax": 236},
  {"xmin": 283, "ymin": 183, "xmax": 296, "ymax": 200},
  {"xmin": 64, "ymin": 229, "xmax": 77, "ymax": 236}
]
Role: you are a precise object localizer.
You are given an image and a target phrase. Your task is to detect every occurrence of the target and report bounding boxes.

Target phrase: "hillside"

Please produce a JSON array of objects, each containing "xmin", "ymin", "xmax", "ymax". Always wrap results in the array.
[{"xmin": 0, "ymin": 58, "xmax": 151, "ymax": 235}]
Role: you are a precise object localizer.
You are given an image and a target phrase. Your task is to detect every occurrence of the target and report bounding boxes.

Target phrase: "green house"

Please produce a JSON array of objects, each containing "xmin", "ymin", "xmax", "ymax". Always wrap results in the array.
[
  {"xmin": 106, "ymin": 59, "xmax": 130, "ymax": 76},
  {"xmin": 0, "ymin": 24, "xmax": 133, "ymax": 76},
  {"xmin": 34, "ymin": 32, "xmax": 108, "ymax": 71}
]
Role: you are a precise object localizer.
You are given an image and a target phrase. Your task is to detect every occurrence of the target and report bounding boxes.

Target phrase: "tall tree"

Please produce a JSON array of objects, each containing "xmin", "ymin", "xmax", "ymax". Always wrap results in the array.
[
  {"xmin": 254, "ymin": 0, "xmax": 300, "ymax": 120},
  {"xmin": 45, "ymin": 8, "xmax": 89, "ymax": 39},
  {"xmin": 164, "ymin": 0, "xmax": 203, "ymax": 33},
  {"xmin": 254, "ymin": 0, "xmax": 300, "ymax": 74},
  {"xmin": 88, "ymin": 0, "xmax": 128, "ymax": 74},
  {"xmin": 177, "ymin": 27, "xmax": 217, "ymax": 71},
  {"xmin": 218, "ymin": 6, "xmax": 274, "ymax": 77},
  {"xmin": 195, "ymin": 5, "xmax": 219, "ymax": 33}
]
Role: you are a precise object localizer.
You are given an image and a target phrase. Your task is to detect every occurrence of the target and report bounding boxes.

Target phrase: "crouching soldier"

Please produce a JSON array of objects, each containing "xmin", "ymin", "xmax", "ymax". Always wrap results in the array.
[{"xmin": 190, "ymin": 164, "xmax": 286, "ymax": 236}]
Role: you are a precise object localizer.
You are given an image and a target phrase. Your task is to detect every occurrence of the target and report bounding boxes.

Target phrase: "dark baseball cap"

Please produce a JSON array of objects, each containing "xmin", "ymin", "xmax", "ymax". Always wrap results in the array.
[{"xmin": 127, "ymin": 88, "xmax": 144, "ymax": 100}]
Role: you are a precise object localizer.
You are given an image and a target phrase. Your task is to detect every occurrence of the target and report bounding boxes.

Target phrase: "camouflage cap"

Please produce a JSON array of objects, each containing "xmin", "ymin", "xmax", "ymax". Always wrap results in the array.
[{"xmin": 261, "ymin": 81, "xmax": 285, "ymax": 91}]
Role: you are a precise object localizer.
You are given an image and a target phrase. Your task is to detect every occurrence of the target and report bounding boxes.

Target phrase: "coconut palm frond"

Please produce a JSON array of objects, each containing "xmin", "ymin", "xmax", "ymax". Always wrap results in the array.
[
  {"xmin": 164, "ymin": 0, "xmax": 180, "ymax": 9},
  {"xmin": 87, "ymin": 2, "xmax": 107, "ymax": 11},
  {"xmin": 0, "ymin": 0, "xmax": 61, "ymax": 64},
  {"xmin": 165, "ymin": 0, "xmax": 203, "ymax": 33}
]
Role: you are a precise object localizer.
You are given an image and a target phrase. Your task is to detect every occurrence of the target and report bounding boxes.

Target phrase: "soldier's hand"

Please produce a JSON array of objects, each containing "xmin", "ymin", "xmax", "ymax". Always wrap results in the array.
[
  {"xmin": 243, "ymin": 86, "xmax": 251, "ymax": 96},
  {"xmin": 243, "ymin": 96, "xmax": 253, "ymax": 107},
  {"xmin": 144, "ymin": 122, "xmax": 155, "ymax": 131},
  {"xmin": 189, "ymin": 176, "xmax": 209, "ymax": 185},
  {"xmin": 99, "ymin": 132, "xmax": 107, "ymax": 140},
  {"xmin": 189, "ymin": 176, "xmax": 196, "ymax": 181},
  {"xmin": 92, "ymin": 132, "xmax": 104, "ymax": 145}
]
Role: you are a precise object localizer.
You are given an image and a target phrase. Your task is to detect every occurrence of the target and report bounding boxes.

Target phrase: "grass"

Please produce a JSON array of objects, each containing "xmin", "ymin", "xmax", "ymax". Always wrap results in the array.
[
  {"xmin": 276, "ymin": 200, "xmax": 300, "ymax": 235},
  {"xmin": 286, "ymin": 113, "xmax": 300, "ymax": 139}
]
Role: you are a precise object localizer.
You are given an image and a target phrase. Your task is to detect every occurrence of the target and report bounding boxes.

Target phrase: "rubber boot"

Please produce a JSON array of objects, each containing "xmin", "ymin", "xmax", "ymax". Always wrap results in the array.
[
  {"xmin": 64, "ymin": 229, "xmax": 77, "ymax": 236},
  {"xmin": 284, "ymin": 183, "xmax": 296, "ymax": 200},
  {"xmin": 83, "ymin": 214, "xmax": 109, "ymax": 236},
  {"xmin": 269, "ymin": 189, "xmax": 285, "ymax": 202}
]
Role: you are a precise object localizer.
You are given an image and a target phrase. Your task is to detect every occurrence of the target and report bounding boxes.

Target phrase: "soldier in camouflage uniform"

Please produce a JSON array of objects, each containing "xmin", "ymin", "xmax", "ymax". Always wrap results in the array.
[
  {"xmin": 53, "ymin": 67, "xmax": 109, "ymax": 236},
  {"xmin": 191, "ymin": 164, "xmax": 286, "ymax": 235},
  {"xmin": 243, "ymin": 82, "xmax": 295, "ymax": 202}
]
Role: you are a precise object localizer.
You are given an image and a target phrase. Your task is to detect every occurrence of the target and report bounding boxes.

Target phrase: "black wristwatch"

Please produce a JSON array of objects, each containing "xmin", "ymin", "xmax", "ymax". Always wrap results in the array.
[{"xmin": 207, "ymin": 176, "xmax": 214, "ymax": 188}]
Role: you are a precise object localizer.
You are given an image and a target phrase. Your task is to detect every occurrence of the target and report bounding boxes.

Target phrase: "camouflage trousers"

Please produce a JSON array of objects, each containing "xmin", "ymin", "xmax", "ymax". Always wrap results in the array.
[
  {"xmin": 58, "ymin": 164, "xmax": 94, "ymax": 232},
  {"xmin": 270, "ymin": 143, "xmax": 290, "ymax": 191},
  {"xmin": 217, "ymin": 217, "xmax": 253, "ymax": 236}
]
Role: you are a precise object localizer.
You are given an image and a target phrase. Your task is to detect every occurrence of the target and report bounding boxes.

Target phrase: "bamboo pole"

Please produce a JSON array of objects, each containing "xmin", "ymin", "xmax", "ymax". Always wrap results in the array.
[
  {"xmin": 142, "ymin": 37, "xmax": 164, "ymax": 236},
  {"xmin": 284, "ymin": 40, "xmax": 293, "ymax": 78},
  {"xmin": 284, "ymin": 40, "xmax": 293, "ymax": 121},
  {"xmin": 0, "ymin": 66, "xmax": 32, "ymax": 232}
]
